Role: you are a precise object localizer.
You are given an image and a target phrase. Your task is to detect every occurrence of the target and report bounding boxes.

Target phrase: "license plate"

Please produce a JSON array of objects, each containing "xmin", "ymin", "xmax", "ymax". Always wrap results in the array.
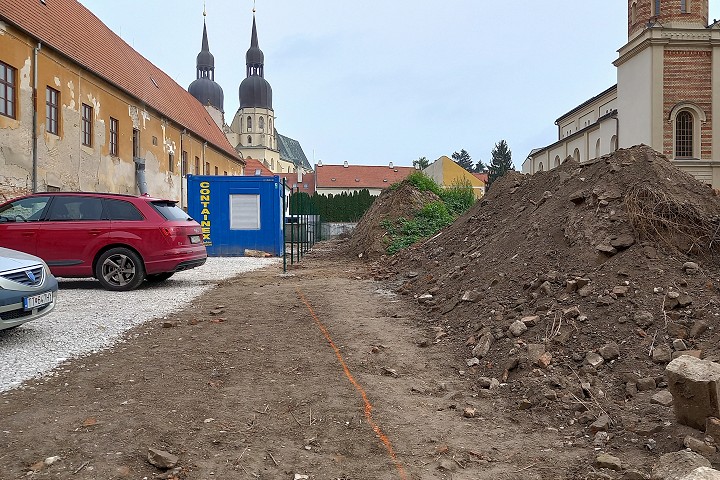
[
  {"xmin": 24, "ymin": 292, "xmax": 53, "ymax": 310},
  {"xmin": 189, "ymin": 235, "xmax": 202, "ymax": 244}
]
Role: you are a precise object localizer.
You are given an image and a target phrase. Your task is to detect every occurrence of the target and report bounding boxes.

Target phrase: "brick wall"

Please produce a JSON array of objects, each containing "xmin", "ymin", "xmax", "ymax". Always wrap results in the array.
[
  {"xmin": 663, "ymin": 49, "xmax": 712, "ymax": 159},
  {"xmin": 629, "ymin": 0, "xmax": 709, "ymax": 38}
]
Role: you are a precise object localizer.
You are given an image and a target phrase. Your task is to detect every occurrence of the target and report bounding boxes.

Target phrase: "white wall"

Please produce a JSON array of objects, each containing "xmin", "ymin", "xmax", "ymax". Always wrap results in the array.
[{"xmin": 617, "ymin": 47, "xmax": 654, "ymax": 148}]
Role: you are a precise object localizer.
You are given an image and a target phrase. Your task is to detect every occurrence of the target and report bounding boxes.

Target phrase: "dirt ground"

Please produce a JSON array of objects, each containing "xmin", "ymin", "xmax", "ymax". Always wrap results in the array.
[{"xmin": 0, "ymin": 243, "xmax": 592, "ymax": 480}]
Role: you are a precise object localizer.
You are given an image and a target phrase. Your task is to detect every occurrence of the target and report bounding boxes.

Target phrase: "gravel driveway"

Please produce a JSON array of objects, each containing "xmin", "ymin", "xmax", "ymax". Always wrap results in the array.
[{"xmin": 0, "ymin": 257, "xmax": 279, "ymax": 392}]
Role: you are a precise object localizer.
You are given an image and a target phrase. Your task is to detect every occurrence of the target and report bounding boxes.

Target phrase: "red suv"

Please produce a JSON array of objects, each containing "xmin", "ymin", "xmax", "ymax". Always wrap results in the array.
[{"xmin": 0, "ymin": 192, "xmax": 207, "ymax": 291}]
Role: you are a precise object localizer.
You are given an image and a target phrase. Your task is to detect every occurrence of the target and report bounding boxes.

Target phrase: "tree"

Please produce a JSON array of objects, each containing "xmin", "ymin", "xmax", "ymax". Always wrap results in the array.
[
  {"xmin": 413, "ymin": 156, "xmax": 430, "ymax": 170},
  {"xmin": 488, "ymin": 140, "xmax": 514, "ymax": 188},
  {"xmin": 451, "ymin": 149, "xmax": 474, "ymax": 172},
  {"xmin": 473, "ymin": 159, "xmax": 488, "ymax": 173}
]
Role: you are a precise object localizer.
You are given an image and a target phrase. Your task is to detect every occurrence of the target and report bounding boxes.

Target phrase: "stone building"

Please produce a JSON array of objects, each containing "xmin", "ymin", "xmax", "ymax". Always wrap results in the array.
[
  {"xmin": 0, "ymin": 0, "xmax": 245, "ymax": 205},
  {"xmin": 189, "ymin": 14, "xmax": 311, "ymax": 176},
  {"xmin": 524, "ymin": 0, "xmax": 720, "ymax": 188}
]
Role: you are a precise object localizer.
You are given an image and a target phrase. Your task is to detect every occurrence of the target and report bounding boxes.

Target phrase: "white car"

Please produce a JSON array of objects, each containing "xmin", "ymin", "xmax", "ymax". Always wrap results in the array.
[{"xmin": 0, "ymin": 247, "xmax": 58, "ymax": 331}]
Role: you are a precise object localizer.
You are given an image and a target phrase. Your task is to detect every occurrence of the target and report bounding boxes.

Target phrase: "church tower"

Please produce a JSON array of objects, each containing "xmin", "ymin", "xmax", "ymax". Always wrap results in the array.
[
  {"xmin": 188, "ymin": 11, "xmax": 225, "ymax": 129},
  {"xmin": 616, "ymin": 0, "xmax": 720, "ymax": 185},
  {"xmin": 230, "ymin": 14, "xmax": 280, "ymax": 171}
]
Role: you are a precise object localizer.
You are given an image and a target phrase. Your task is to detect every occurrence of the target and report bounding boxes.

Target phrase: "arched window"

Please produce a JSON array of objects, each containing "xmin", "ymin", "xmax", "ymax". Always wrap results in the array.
[
  {"xmin": 554, "ymin": 156, "xmax": 560, "ymax": 168},
  {"xmin": 573, "ymin": 148, "xmax": 580, "ymax": 163},
  {"xmin": 259, "ymin": 117, "xmax": 265, "ymax": 130},
  {"xmin": 631, "ymin": 2, "xmax": 637, "ymax": 23},
  {"xmin": 611, "ymin": 135, "xmax": 618, "ymax": 152},
  {"xmin": 654, "ymin": 0, "xmax": 661, "ymax": 16},
  {"xmin": 247, "ymin": 135, "xmax": 252, "ymax": 145},
  {"xmin": 538, "ymin": 162, "xmax": 544, "ymax": 172},
  {"xmin": 269, "ymin": 118, "xmax": 272, "ymax": 132},
  {"xmin": 247, "ymin": 116, "xmax": 252, "ymax": 131},
  {"xmin": 676, "ymin": 111, "xmax": 694, "ymax": 158},
  {"xmin": 595, "ymin": 139, "xmax": 601, "ymax": 159}
]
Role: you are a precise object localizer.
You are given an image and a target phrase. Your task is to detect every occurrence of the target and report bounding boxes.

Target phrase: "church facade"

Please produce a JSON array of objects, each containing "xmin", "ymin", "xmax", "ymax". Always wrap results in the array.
[
  {"xmin": 188, "ymin": 14, "xmax": 311, "ymax": 176},
  {"xmin": 524, "ymin": 0, "xmax": 720, "ymax": 188}
]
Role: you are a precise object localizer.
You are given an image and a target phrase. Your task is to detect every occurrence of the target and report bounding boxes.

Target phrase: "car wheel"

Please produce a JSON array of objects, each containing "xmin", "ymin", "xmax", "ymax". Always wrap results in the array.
[
  {"xmin": 95, "ymin": 247, "xmax": 145, "ymax": 291},
  {"xmin": 146, "ymin": 272, "xmax": 174, "ymax": 283}
]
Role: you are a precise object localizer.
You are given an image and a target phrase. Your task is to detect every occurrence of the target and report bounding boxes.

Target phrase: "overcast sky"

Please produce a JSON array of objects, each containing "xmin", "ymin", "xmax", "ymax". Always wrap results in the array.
[{"xmin": 78, "ymin": 1, "xmax": 720, "ymax": 169}]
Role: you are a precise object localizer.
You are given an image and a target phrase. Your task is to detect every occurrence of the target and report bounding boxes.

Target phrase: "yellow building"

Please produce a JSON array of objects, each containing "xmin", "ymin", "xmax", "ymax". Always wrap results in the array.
[
  {"xmin": 0, "ymin": 0, "xmax": 245, "ymax": 207},
  {"xmin": 422, "ymin": 156, "xmax": 485, "ymax": 199}
]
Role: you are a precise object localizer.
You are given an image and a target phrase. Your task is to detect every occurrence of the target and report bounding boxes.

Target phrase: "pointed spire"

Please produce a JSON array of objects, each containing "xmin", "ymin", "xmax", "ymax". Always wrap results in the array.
[
  {"xmin": 201, "ymin": 20, "xmax": 210, "ymax": 53},
  {"xmin": 251, "ymin": 15, "xmax": 259, "ymax": 49}
]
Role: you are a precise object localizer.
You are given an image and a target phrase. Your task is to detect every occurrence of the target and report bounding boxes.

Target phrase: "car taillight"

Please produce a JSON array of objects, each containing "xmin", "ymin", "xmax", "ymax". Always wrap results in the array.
[{"xmin": 160, "ymin": 227, "xmax": 179, "ymax": 237}]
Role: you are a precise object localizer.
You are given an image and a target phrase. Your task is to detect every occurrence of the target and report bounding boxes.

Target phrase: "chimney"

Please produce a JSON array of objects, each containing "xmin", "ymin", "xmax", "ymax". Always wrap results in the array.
[
  {"xmin": 389, "ymin": 161, "xmax": 394, "ymax": 169},
  {"xmin": 343, "ymin": 161, "xmax": 348, "ymax": 168}
]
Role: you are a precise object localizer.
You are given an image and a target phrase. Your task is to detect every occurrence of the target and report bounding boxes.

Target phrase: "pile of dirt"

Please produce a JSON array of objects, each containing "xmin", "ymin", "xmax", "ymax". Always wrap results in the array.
[
  {"xmin": 346, "ymin": 180, "xmax": 440, "ymax": 259},
  {"xmin": 378, "ymin": 145, "xmax": 720, "ymax": 477}
]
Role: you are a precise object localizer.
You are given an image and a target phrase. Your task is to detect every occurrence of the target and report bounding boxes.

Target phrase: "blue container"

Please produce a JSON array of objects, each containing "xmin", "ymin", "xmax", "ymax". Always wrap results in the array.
[{"xmin": 187, "ymin": 175, "xmax": 284, "ymax": 256}]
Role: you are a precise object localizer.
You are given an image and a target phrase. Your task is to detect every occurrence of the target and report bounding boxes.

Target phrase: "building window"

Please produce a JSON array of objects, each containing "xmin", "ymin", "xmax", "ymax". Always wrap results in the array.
[
  {"xmin": 46, "ymin": 87, "xmax": 59, "ymax": 135},
  {"xmin": 573, "ymin": 148, "xmax": 580, "ymax": 163},
  {"xmin": 247, "ymin": 116, "xmax": 252, "ymax": 131},
  {"xmin": 631, "ymin": 2, "xmax": 637, "ymax": 23},
  {"xmin": 0, "ymin": 61, "xmax": 16, "ymax": 119},
  {"xmin": 554, "ymin": 155, "xmax": 560, "ymax": 168},
  {"xmin": 675, "ymin": 111, "xmax": 693, "ymax": 158},
  {"xmin": 595, "ymin": 139, "xmax": 601, "ymax": 159},
  {"xmin": 168, "ymin": 152, "xmax": 175, "ymax": 173},
  {"xmin": 654, "ymin": 0, "xmax": 661, "ymax": 16},
  {"xmin": 81, "ymin": 103, "xmax": 92, "ymax": 146},
  {"xmin": 182, "ymin": 151, "xmax": 188, "ymax": 176},
  {"xmin": 205, "ymin": 162, "xmax": 210, "ymax": 175},
  {"xmin": 259, "ymin": 116, "xmax": 265, "ymax": 130},
  {"xmin": 224, "ymin": 171, "xmax": 228, "ymax": 176},
  {"xmin": 214, "ymin": 166, "xmax": 219, "ymax": 175},
  {"xmin": 195, "ymin": 156, "xmax": 200, "ymax": 175},
  {"xmin": 538, "ymin": 162, "xmax": 544, "ymax": 172},
  {"xmin": 109, "ymin": 117, "xmax": 118, "ymax": 156},
  {"xmin": 247, "ymin": 135, "xmax": 252, "ymax": 145},
  {"xmin": 681, "ymin": 0, "xmax": 687, "ymax": 13},
  {"xmin": 611, "ymin": 135, "xmax": 618, "ymax": 152}
]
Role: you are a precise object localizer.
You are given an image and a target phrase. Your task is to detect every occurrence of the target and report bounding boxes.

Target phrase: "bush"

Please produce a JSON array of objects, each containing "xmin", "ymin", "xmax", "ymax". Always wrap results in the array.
[
  {"xmin": 383, "ymin": 176, "xmax": 477, "ymax": 255},
  {"xmin": 440, "ymin": 178, "xmax": 476, "ymax": 216}
]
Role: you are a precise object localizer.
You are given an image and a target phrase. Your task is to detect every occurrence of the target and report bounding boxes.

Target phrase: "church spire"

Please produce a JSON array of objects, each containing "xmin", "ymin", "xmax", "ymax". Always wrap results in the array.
[
  {"xmin": 246, "ymin": 15, "xmax": 265, "ymax": 77},
  {"xmin": 188, "ymin": 7, "xmax": 224, "ymax": 113}
]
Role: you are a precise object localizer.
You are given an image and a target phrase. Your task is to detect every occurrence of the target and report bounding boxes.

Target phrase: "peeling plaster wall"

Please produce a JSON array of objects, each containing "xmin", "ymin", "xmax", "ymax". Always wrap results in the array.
[{"xmin": 0, "ymin": 23, "xmax": 244, "ymax": 203}]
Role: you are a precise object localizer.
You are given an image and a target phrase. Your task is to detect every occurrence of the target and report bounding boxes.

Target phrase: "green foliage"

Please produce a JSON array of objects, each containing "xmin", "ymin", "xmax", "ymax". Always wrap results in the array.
[
  {"xmin": 402, "ymin": 171, "xmax": 442, "ymax": 196},
  {"xmin": 385, "ymin": 201, "xmax": 454, "ymax": 255},
  {"xmin": 452, "ymin": 149, "xmax": 474, "ymax": 172},
  {"xmin": 413, "ymin": 156, "xmax": 430, "ymax": 170},
  {"xmin": 488, "ymin": 140, "xmax": 514, "ymax": 188},
  {"xmin": 382, "ymin": 177, "xmax": 476, "ymax": 255},
  {"xmin": 289, "ymin": 189, "xmax": 377, "ymax": 222},
  {"xmin": 439, "ymin": 178, "xmax": 476, "ymax": 216}
]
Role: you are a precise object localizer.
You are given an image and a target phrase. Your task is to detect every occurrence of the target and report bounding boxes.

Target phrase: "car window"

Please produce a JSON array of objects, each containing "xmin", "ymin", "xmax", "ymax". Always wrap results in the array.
[
  {"xmin": 46, "ymin": 196, "xmax": 104, "ymax": 221},
  {"xmin": 105, "ymin": 199, "xmax": 144, "ymax": 221},
  {"xmin": 151, "ymin": 201, "xmax": 192, "ymax": 221},
  {"xmin": 0, "ymin": 196, "xmax": 51, "ymax": 222}
]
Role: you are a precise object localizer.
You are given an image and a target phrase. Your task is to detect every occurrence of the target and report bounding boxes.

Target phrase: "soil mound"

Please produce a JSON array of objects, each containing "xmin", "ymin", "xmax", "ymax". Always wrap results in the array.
[
  {"xmin": 346, "ymin": 181, "xmax": 440, "ymax": 259},
  {"xmin": 381, "ymin": 145, "xmax": 720, "ymax": 475}
]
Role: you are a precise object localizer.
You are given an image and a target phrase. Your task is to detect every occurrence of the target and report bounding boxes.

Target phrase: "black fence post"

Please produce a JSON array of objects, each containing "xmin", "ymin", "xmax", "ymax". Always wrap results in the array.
[
  {"xmin": 282, "ymin": 178, "xmax": 287, "ymax": 273},
  {"xmin": 290, "ymin": 187, "xmax": 295, "ymax": 265}
]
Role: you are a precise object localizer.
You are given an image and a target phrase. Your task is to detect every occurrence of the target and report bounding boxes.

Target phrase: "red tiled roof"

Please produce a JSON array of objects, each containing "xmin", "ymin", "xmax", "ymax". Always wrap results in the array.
[
  {"xmin": 242, "ymin": 159, "xmax": 274, "ymax": 176},
  {"xmin": 316, "ymin": 164, "xmax": 414, "ymax": 189},
  {"xmin": 472, "ymin": 173, "xmax": 488, "ymax": 184},
  {"xmin": 278, "ymin": 173, "xmax": 316, "ymax": 195},
  {"xmin": 0, "ymin": 0, "xmax": 241, "ymax": 161}
]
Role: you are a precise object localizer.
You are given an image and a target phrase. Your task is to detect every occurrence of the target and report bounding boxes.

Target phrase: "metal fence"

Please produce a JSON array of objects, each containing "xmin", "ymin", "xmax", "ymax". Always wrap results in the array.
[{"xmin": 283, "ymin": 179, "xmax": 322, "ymax": 272}]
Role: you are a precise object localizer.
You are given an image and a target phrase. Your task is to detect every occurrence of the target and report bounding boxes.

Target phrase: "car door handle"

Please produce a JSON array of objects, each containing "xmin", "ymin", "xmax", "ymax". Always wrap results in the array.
[
  {"xmin": 21, "ymin": 232, "xmax": 35, "ymax": 237},
  {"xmin": 88, "ymin": 229, "xmax": 102, "ymax": 235}
]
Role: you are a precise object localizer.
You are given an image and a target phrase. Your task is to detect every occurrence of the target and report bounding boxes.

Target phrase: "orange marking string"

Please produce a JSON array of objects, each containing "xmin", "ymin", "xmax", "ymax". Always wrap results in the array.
[{"xmin": 297, "ymin": 288, "xmax": 408, "ymax": 480}]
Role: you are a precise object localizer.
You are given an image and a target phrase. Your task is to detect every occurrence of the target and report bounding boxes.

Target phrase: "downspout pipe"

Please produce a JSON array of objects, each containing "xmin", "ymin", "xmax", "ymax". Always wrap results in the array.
[
  {"xmin": 32, "ymin": 42, "xmax": 41, "ymax": 193},
  {"xmin": 134, "ymin": 156, "xmax": 148, "ymax": 195},
  {"xmin": 180, "ymin": 130, "xmax": 186, "ymax": 209}
]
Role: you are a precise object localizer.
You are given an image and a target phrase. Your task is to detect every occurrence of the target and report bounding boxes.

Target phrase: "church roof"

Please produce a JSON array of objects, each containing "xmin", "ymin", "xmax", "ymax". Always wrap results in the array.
[
  {"xmin": 239, "ymin": 15, "xmax": 272, "ymax": 110},
  {"xmin": 0, "ymin": 0, "xmax": 241, "ymax": 161},
  {"xmin": 277, "ymin": 133, "xmax": 311, "ymax": 171}
]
